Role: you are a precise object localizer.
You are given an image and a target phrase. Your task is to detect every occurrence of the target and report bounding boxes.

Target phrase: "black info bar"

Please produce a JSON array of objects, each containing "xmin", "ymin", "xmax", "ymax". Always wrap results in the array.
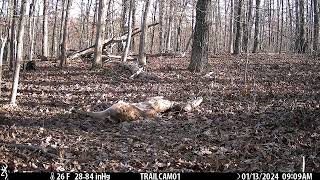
[{"xmin": 1, "ymin": 172, "xmax": 318, "ymax": 180}]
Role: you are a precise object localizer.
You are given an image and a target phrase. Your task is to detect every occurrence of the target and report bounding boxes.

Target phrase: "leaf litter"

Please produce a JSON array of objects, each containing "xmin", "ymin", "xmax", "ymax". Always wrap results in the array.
[{"xmin": 0, "ymin": 54, "xmax": 319, "ymax": 172}]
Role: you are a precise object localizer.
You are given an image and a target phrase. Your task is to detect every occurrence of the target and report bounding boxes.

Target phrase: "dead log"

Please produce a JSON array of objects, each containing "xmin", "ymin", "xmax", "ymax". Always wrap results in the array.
[
  {"xmin": 68, "ymin": 23, "xmax": 159, "ymax": 60},
  {"xmin": 79, "ymin": 96, "xmax": 203, "ymax": 122}
]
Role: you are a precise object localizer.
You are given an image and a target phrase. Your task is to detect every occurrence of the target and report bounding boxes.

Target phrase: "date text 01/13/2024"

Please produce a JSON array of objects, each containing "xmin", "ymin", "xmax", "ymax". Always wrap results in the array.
[{"xmin": 238, "ymin": 173, "xmax": 313, "ymax": 180}]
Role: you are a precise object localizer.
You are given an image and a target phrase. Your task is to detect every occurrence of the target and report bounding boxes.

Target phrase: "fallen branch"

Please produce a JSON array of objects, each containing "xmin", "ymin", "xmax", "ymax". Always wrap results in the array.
[
  {"xmin": 102, "ymin": 54, "xmax": 136, "ymax": 61},
  {"xmin": 78, "ymin": 96, "xmax": 203, "ymax": 122},
  {"xmin": 68, "ymin": 23, "xmax": 159, "ymax": 60}
]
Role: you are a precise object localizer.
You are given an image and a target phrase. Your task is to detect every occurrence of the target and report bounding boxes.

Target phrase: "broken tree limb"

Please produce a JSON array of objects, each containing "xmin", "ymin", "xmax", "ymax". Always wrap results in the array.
[
  {"xmin": 68, "ymin": 23, "xmax": 159, "ymax": 60},
  {"xmin": 102, "ymin": 54, "xmax": 136, "ymax": 61},
  {"xmin": 78, "ymin": 96, "xmax": 203, "ymax": 122}
]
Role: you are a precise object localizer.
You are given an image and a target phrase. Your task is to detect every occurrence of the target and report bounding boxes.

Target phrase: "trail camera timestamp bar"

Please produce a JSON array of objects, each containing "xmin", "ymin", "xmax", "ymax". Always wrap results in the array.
[{"xmin": 2, "ymin": 172, "xmax": 318, "ymax": 180}]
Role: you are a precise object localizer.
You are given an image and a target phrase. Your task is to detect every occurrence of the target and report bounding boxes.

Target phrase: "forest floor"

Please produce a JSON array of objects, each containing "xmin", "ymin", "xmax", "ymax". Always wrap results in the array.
[{"xmin": 0, "ymin": 54, "xmax": 319, "ymax": 172}]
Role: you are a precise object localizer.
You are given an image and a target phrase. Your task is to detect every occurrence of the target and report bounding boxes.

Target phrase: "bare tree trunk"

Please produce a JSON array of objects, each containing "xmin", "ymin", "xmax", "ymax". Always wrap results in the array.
[
  {"xmin": 79, "ymin": 0, "xmax": 85, "ymax": 50},
  {"xmin": 233, "ymin": 0, "xmax": 242, "ymax": 54},
  {"xmin": 294, "ymin": 0, "xmax": 300, "ymax": 52},
  {"xmin": 185, "ymin": 0, "xmax": 196, "ymax": 52},
  {"xmin": 51, "ymin": 0, "xmax": 59, "ymax": 57},
  {"xmin": 150, "ymin": 1, "xmax": 157, "ymax": 54},
  {"xmin": 279, "ymin": 0, "xmax": 284, "ymax": 52},
  {"xmin": 131, "ymin": 0, "xmax": 136, "ymax": 51},
  {"xmin": 91, "ymin": 0, "xmax": 98, "ymax": 45},
  {"xmin": 252, "ymin": 0, "xmax": 260, "ymax": 53},
  {"xmin": 122, "ymin": 0, "xmax": 134, "ymax": 62},
  {"xmin": 27, "ymin": 0, "xmax": 37, "ymax": 66},
  {"xmin": 10, "ymin": 0, "xmax": 27, "ymax": 105},
  {"xmin": 0, "ymin": 36, "xmax": 8, "ymax": 97},
  {"xmin": 242, "ymin": 0, "xmax": 252, "ymax": 53},
  {"xmin": 165, "ymin": 0, "xmax": 174, "ymax": 52},
  {"xmin": 86, "ymin": 0, "xmax": 93, "ymax": 47},
  {"xmin": 228, "ymin": 0, "xmax": 234, "ymax": 53},
  {"xmin": 287, "ymin": 0, "xmax": 293, "ymax": 51},
  {"xmin": 138, "ymin": 0, "xmax": 151, "ymax": 66},
  {"xmin": 59, "ymin": 0, "xmax": 66, "ymax": 57},
  {"xmin": 60, "ymin": 0, "xmax": 72, "ymax": 67},
  {"xmin": 313, "ymin": 0, "xmax": 319, "ymax": 54},
  {"xmin": 9, "ymin": 0, "xmax": 17, "ymax": 70},
  {"xmin": 42, "ymin": 0, "xmax": 49, "ymax": 57},
  {"xmin": 92, "ymin": 0, "xmax": 106, "ymax": 68},
  {"xmin": 119, "ymin": 0, "xmax": 128, "ymax": 53},
  {"xmin": 188, "ymin": 0, "xmax": 212, "ymax": 72},
  {"xmin": 298, "ymin": 0, "xmax": 305, "ymax": 53},
  {"xmin": 158, "ymin": 0, "xmax": 165, "ymax": 53}
]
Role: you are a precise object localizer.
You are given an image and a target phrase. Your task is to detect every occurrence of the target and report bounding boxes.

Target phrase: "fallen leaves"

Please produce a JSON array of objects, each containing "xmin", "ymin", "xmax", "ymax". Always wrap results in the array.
[{"xmin": 0, "ymin": 54, "xmax": 319, "ymax": 172}]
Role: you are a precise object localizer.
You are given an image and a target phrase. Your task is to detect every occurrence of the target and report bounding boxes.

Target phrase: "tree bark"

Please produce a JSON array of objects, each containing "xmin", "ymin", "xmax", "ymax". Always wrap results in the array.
[
  {"xmin": 0, "ymin": 36, "xmax": 8, "ymax": 97},
  {"xmin": 242, "ymin": 0, "xmax": 253, "ymax": 53},
  {"xmin": 233, "ymin": 0, "xmax": 242, "ymax": 54},
  {"xmin": 228, "ymin": 0, "xmax": 234, "ymax": 53},
  {"xmin": 51, "ymin": 0, "xmax": 59, "ymax": 57},
  {"xmin": 27, "ymin": 0, "xmax": 37, "ymax": 69},
  {"xmin": 138, "ymin": 0, "xmax": 151, "ymax": 66},
  {"xmin": 313, "ymin": 0, "xmax": 319, "ymax": 54},
  {"xmin": 92, "ymin": 0, "xmax": 106, "ymax": 68},
  {"xmin": 188, "ymin": 0, "xmax": 212, "ymax": 72},
  {"xmin": 60, "ymin": 0, "xmax": 72, "ymax": 67},
  {"xmin": 42, "ymin": 0, "xmax": 49, "ymax": 57},
  {"xmin": 122, "ymin": 0, "xmax": 134, "ymax": 62},
  {"xmin": 165, "ymin": 0, "xmax": 174, "ymax": 52},
  {"xmin": 9, "ymin": 0, "xmax": 17, "ymax": 70},
  {"xmin": 59, "ymin": 0, "xmax": 66, "ymax": 57},
  {"xmin": 10, "ymin": 0, "xmax": 27, "ymax": 105},
  {"xmin": 158, "ymin": 0, "xmax": 165, "ymax": 53},
  {"xmin": 252, "ymin": 0, "xmax": 260, "ymax": 53},
  {"xmin": 298, "ymin": 0, "xmax": 305, "ymax": 53}
]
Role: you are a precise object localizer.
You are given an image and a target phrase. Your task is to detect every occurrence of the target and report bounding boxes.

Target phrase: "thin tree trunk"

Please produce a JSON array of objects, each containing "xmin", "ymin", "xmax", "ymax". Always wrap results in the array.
[
  {"xmin": 51, "ymin": 0, "xmax": 59, "ymax": 57},
  {"xmin": 158, "ymin": 0, "xmax": 165, "ymax": 53},
  {"xmin": 93, "ymin": 0, "xmax": 106, "ymax": 68},
  {"xmin": 233, "ymin": 0, "xmax": 242, "ymax": 54},
  {"xmin": 252, "ymin": 0, "xmax": 260, "ymax": 53},
  {"xmin": 119, "ymin": 0, "xmax": 128, "ymax": 53},
  {"xmin": 0, "ymin": 36, "xmax": 8, "ymax": 97},
  {"xmin": 185, "ymin": 0, "xmax": 196, "ymax": 52},
  {"xmin": 279, "ymin": 0, "xmax": 284, "ymax": 52},
  {"xmin": 298, "ymin": 0, "xmax": 305, "ymax": 53},
  {"xmin": 165, "ymin": 0, "xmax": 174, "ymax": 52},
  {"xmin": 42, "ymin": 0, "xmax": 49, "ymax": 57},
  {"xmin": 9, "ymin": 0, "xmax": 17, "ymax": 70},
  {"xmin": 91, "ymin": 1, "xmax": 98, "ymax": 45},
  {"xmin": 229, "ymin": 0, "xmax": 234, "ymax": 53},
  {"xmin": 287, "ymin": 0, "xmax": 293, "ymax": 51},
  {"xmin": 59, "ymin": 0, "xmax": 66, "ymax": 57},
  {"xmin": 131, "ymin": 0, "xmax": 136, "ymax": 51},
  {"xmin": 313, "ymin": 0, "xmax": 319, "ymax": 53},
  {"xmin": 138, "ymin": 0, "xmax": 151, "ymax": 66},
  {"xmin": 60, "ymin": 0, "xmax": 72, "ymax": 67},
  {"xmin": 242, "ymin": 0, "xmax": 252, "ymax": 53},
  {"xmin": 86, "ymin": 0, "xmax": 93, "ymax": 47},
  {"xmin": 122, "ymin": 0, "xmax": 134, "ymax": 62},
  {"xmin": 27, "ymin": 0, "xmax": 37, "ymax": 65},
  {"xmin": 150, "ymin": 1, "xmax": 157, "ymax": 54},
  {"xmin": 10, "ymin": 0, "xmax": 27, "ymax": 105}
]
